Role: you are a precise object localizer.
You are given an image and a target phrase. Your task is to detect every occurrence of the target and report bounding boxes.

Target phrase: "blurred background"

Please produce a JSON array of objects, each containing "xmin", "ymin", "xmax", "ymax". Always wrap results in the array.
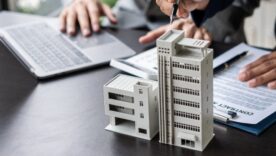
[{"xmin": 0, "ymin": 0, "xmax": 275, "ymax": 48}]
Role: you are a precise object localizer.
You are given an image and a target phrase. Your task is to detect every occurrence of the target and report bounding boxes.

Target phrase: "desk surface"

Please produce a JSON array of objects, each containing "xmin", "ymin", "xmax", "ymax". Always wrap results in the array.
[{"xmin": 0, "ymin": 12, "xmax": 275, "ymax": 156}]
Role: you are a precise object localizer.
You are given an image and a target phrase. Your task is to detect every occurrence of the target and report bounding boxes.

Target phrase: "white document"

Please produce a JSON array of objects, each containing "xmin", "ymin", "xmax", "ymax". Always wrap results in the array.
[
  {"xmin": 125, "ymin": 47, "xmax": 158, "ymax": 73},
  {"xmin": 110, "ymin": 48, "xmax": 158, "ymax": 80},
  {"xmin": 213, "ymin": 43, "xmax": 276, "ymax": 124},
  {"xmin": 111, "ymin": 43, "xmax": 276, "ymax": 124}
]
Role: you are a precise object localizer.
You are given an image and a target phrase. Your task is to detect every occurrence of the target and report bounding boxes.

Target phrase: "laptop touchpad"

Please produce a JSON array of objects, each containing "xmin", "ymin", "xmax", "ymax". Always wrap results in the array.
[
  {"xmin": 68, "ymin": 31, "xmax": 134, "ymax": 63},
  {"xmin": 83, "ymin": 42, "xmax": 133, "ymax": 63}
]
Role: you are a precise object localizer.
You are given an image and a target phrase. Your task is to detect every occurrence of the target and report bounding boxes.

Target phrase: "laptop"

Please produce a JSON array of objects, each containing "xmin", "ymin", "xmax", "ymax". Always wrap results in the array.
[{"xmin": 0, "ymin": 21, "xmax": 135, "ymax": 79}]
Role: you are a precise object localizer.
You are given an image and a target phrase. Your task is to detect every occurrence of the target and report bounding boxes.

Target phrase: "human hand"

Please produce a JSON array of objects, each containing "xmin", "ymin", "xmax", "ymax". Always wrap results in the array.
[
  {"xmin": 139, "ymin": 18, "xmax": 211, "ymax": 44},
  {"xmin": 155, "ymin": 0, "xmax": 210, "ymax": 18},
  {"xmin": 59, "ymin": 0, "xmax": 117, "ymax": 37},
  {"xmin": 238, "ymin": 52, "xmax": 276, "ymax": 89}
]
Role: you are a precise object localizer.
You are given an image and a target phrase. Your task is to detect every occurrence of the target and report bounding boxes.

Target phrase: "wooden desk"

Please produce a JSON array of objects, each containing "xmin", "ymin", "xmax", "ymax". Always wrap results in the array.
[{"xmin": 0, "ymin": 12, "xmax": 275, "ymax": 156}]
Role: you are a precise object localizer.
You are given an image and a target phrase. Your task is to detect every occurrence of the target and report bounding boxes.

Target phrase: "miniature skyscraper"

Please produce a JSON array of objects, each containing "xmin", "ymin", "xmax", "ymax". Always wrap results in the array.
[
  {"xmin": 157, "ymin": 30, "xmax": 214, "ymax": 151},
  {"xmin": 104, "ymin": 74, "xmax": 159, "ymax": 140}
]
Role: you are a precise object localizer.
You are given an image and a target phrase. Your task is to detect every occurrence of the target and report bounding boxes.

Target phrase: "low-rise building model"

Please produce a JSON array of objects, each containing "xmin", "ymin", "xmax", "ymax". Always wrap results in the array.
[{"xmin": 104, "ymin": 74, "xmax": 159, "ymax": 140}]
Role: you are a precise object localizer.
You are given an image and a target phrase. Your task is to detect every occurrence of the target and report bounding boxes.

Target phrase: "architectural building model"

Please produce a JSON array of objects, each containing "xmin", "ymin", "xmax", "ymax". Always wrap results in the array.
[
  {"xmin": 157, "ymin": 30, "xmax": 214, "ymax": 151},
  {"xmin": 103, "ymin": 74, "xmax": 159, "ymax": 140}
]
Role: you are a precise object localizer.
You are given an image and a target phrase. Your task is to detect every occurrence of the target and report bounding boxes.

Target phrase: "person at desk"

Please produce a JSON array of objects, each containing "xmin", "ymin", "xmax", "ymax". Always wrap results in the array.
[
  {"xmin": 59, "ymin": 0, "xmax": 276, "ymax": 89},
  {"xmin": 58, "ymin": 0, "xmax": 257, "ymax": 44},
  {"xmin": 157, "ymin": 0, "xmax": 276, "ymax": 89},
  {"xmin": 141, "ymin": 0, "xmax": 260, "ymax": 44},
  {"xmin": 59, "ymin": 0, "xmax": 212, "ymax": 43}
]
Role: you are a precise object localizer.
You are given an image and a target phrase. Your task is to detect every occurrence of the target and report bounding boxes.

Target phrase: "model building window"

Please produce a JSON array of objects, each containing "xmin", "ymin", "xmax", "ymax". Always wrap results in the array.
[
  {"xmin": 140, "ymin": 113, "xmax": 144, "ymax": 118},
  {"xmin": 139, "ymin": 101, "xmax": 143, "ymax": 106},
  {"xmin": 172, "ymin": 62, "xmax": 199, "ymax": 71},
  {"xmin": 139, "ymin": 89, "xmax": 143, "ymax": 94},
  {"xmin": 172, "ymin": 74, "xmax": 200, "ymax": 84},
  {"xmin": 174, "ymin": 122, "xmax": 200, "ymax": 132},
  {"xmin": 108, "ymin": 92, "xmax": 134, "ymax": 103},
  {"xmin": 109, "ymin": 104, "xmax": 135, "ymax": 115},
  {"xmin": 173, "ymin": 86, "xmax": 199, "ymax": 96},
  {"xmin": 173, "ymin": 98, "xmax": 200, "ymax": 108},
  {"xmin": 174, "ymin": 110, "xmax": 200, "ymax": 120},
  {"xmin": 181, "ymin": 139, "xmax": 195, "ymax": 147},
  {"xmin": 138, "ymin": 128, "xmax": 147, "ymax": 134}
]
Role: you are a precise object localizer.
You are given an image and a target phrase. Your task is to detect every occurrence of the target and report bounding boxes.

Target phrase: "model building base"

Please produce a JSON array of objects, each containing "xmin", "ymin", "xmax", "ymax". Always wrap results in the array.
[
  {"xmin": 159, "ymin": 133, "xmax": 214, "ymax": 151},
  {"xmin": 105, "ymin": 123, "xmax": 158, "ymax": 140}
]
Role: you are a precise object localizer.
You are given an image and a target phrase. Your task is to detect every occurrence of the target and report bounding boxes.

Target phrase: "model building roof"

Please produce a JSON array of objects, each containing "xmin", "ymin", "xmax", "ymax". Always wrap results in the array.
[{"xmin": 105, "ymin": 74, "xmax": 158, "ymax": 92}]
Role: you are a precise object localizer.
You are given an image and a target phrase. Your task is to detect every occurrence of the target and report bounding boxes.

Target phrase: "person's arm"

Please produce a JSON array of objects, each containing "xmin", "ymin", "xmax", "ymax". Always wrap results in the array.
[
  {"xmin": 156, "ymin": 0, "xmax": 234, "ymax": 26},
  {"xmin": 229, "ymin": 0, "xmax": 260, "ymax": 30},
  {"xmin": 191, "ymin": 0, "xmax": 234, "ymax": 26},
  {"xmin": 274, "ymin": 18, "xmax": 276, "ymax": 47}
]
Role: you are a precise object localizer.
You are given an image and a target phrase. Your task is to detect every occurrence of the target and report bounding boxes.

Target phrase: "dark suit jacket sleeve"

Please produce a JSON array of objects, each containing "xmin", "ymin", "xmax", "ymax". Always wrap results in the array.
[
  {"xmin": 274, "ymin": 19, "xmax": 276, "ymax": 50},
  {"xmin": 191, "ymin": 0, "xmax": 234, "ymax": 26}
]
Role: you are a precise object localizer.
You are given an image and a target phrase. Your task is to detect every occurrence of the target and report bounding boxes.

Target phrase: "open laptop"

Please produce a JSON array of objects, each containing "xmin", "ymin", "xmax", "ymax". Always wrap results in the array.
[{"xmin": 0, "ymin": 21, "xmax": 135, "ymax": 79}]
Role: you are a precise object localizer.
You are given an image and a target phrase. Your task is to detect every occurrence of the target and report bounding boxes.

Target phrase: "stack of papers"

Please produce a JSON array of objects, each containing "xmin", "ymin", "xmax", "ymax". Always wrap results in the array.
[{"xmin": 213, "ymin": 44, "xmax": 276, "ymax": 135}]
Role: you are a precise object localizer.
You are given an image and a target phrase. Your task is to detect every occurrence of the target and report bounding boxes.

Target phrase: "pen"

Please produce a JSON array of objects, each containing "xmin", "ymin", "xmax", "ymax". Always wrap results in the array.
[
  {"xmin": 214, "ymin": 105, "xmax": 237, "ymax": 118},
  {"xmin": 213, "ymin": 106, "xmax": 237, "ymax": 123},
  {"xmin": 214, "ymin": 113, "xmax": 229, "ymax": 123},
  {"xmin": 170, "ymin": 0, "xmax": 180, "ymax": 24},
  {"xmin": 214, "ymin": 51, "xmax": 248, "ymax": 73}
]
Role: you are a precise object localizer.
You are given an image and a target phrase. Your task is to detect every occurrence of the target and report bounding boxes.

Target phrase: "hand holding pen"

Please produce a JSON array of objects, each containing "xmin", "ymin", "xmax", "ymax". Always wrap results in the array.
[{"xmin": 156, "ymin": 0, "xmax": 210, "ymax": 19}]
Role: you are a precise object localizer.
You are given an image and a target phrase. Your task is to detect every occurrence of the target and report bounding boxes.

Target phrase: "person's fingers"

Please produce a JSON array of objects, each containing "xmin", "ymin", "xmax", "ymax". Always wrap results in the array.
[
  {"xmin": 101, "ymin": 4, "xmax": 117, "ymax": 24},
  {"xmin": 267, "ymin": 80, "xmax": 276, "ymax": 89},
  {"xmin": 76, "ymin": 2, "xmax": 91, "ymax": 37},
  {"xmin": 183, "ymin": 0, "xmax": 200, "ymax": 11},
  {"xmin": 239, "ymin": 59, "xmax": 276, "ymax": 82},
  {"xmin": 170, "ymin": 19, "xmax": 185, "ymax": 30},
  {"xmin": 177, "ymin": 1, "xmax": 189, "ymax": 18},
  {"xmin": 184, "ymin": 22, "xmax": 197, "ymax": 38},
  {"xmin": 66, "ymin": 7, "xmax": 77, "ymax": 36},
  {"xmin": 156, "ymin": 0, "xmax": 173, "ymax": 16},
  {"xmin": 59, "ymin": 9, "xmax": 67, "ymax": 32},
  {"xmin": 247, "ymin": 68, "xmax": 276, "ymax": 88},
  {"xmin": 240, "ymin": 53, "xmax": 276, "ymax": 73},
  {"xmin": 193, "ymin": 29, "xmax": 203, "ymax": 40},
  {"xmin": 87, "ymin": 0, "xmax": 100, "ymax": 32},
  {"xmin": 157, "ymin": 0, "xmax": 209, "ymax": 17},
  {"xmin": 139, "ymin": 25, "xmax": 167, "ymax": 44},
  {"xmin": 202, "ymin": 28, "xmax": 212, "ymax": 42}
]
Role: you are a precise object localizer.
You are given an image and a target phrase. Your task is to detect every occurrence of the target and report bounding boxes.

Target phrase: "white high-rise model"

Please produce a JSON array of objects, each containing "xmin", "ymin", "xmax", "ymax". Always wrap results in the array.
[
  {"xmin": 157, "ymin": 30, "xmax": 214, "ymax": 151},
  {"xmin": 104, "ymin": 74, "xmax": 159, "ymax": 140}
]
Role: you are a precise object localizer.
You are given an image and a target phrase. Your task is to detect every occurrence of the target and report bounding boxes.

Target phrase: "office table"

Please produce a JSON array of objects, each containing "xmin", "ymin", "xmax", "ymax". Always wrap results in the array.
[{"xmin": 0, "ymin": 12, "xmax": 275, "ymax": 156}]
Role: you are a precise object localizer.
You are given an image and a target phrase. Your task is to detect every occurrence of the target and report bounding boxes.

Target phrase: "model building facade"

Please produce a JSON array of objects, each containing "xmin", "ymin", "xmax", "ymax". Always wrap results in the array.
[
  {"xmin": 157, "ymin": 30, "xmax": 214, "ymax": 151},
  {"xmin": 104, "ymin": 74, "xmax": 159, "ymax": 140}
]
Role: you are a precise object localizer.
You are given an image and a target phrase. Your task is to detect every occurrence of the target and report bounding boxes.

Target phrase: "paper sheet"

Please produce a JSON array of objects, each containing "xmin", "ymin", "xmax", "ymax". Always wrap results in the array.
[
  {"xmin": 214, "ymin": 43, "xmax": 276, "ymax": 124},
  {"xmin": 125, "ymin": 47, "xmax": 158, "ymax": 73}
]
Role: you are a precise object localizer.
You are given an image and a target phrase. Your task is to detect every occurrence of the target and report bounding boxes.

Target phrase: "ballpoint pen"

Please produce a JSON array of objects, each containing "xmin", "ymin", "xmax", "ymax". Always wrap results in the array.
[
  {"xmin": 214, "ymin": 51, "xmax": 248, "ymax": 74},
  {"xmin": 214, "ymin": 105, "xmax": 237, "ymax": 118},
  {"xmin": 170, "ymin": 0, "xmax": 180, "ymax": 24},
  {"xmin": 213, "ymin": 105, "xmax": 238, "ymax": 123}
]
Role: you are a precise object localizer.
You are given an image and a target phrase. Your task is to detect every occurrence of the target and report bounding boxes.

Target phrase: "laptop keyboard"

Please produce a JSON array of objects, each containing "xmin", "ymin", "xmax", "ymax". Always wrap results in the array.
[{"xmin": 6, "ymin": 23, "xmax": 91, "ymax": 72}]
